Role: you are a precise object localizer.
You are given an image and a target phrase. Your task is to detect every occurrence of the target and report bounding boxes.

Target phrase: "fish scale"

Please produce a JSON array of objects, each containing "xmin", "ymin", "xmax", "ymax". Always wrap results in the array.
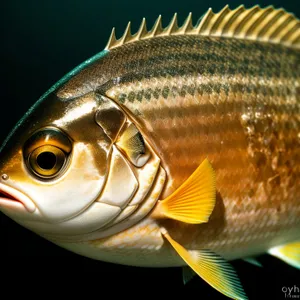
[
  {"xmin": 100, "ymin": 34, "xmax": 300, "ymax": 258},
  {"xmin": 0, "ymin": 5, "xmax": 299, "ymax": 300}
]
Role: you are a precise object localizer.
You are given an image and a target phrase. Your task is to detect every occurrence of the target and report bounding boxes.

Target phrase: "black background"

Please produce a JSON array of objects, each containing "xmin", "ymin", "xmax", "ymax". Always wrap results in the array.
[{"xmin": 1, "ymin": 1, "xmax": 299, "ymax": 299}]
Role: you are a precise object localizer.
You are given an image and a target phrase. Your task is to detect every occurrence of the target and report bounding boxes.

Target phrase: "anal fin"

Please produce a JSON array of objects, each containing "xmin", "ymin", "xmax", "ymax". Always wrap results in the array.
[
  {"xmin": 152, "ymin": 158, "xmax": 216, "ymax": 224},
  {"xmin": 268, "ymin": 241, "xmax": 300, "ymax": 269},
  {"xmin": 242, "ymin": 257, "xmax": 262, "ymax": 268},
  {"xmin": 162, "ymin": 228, "xmax": 248, "ymax": 300}
]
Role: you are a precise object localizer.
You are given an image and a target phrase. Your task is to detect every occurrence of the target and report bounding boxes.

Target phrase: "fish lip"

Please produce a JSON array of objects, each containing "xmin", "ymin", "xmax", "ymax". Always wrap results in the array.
[{"xmin": 0, "ymin": 182, "xmax": 36, "ymax": 213}]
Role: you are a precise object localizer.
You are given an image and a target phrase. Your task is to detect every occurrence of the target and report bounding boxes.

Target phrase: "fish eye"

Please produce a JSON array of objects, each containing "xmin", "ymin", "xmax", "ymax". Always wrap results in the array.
[
  {"xmin": 28, "ymin": 145, "xmax": 66, "ymax": 178},
  {"xmin": 23, "ymin": 127, "xmax": 72, "ymax": 179}
]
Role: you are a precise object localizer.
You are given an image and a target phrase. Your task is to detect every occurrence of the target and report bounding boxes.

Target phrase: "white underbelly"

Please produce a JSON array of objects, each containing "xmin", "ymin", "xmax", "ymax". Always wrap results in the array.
[{"xmin": 54, "ymin": 218, "xmax": 184, "ymax": 267}]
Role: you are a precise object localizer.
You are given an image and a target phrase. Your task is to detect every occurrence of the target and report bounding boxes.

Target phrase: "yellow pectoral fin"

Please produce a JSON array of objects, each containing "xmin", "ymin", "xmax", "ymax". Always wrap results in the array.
[
  {"xmin": 268, "ymin": 241, "xmax": 300, "ymax": 269},
  {"xmin": 153, "ymin": 158, "xmax": 216, "ymax": 224},
  {"xmin": 162, "ymin": 229, "xmax": 248, "ymax": 300}
]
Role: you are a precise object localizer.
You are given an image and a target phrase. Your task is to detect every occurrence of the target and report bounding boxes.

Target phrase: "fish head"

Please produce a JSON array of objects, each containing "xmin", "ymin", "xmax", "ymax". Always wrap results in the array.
[
  {"xmin": 0, "ymin": 89, "xmax": 114, "ymax": 233},
  {"xmin": 0, "ymin": 85, "xmax": 163, "ymax": 241}
]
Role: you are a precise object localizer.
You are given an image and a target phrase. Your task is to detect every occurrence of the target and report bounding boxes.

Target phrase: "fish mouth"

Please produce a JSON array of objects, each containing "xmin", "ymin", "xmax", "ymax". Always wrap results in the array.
[{"xmin": 0, "ymin": 182, "xmax": 36, "ymax": 213}]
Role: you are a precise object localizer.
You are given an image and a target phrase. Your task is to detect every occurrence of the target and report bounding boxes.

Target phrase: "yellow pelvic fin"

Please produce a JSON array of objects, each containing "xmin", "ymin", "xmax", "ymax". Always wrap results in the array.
[
  {"xmin": 268, "ymin": 241, "xmax": 300, "ymax": 269},
  {"xmin": 106, "ymin": 5, "xmax": 300, "ymax": 50},
  {"xmin": 153, "ymin": 158, "xmax": 216, "ymax": 224},
  {"xmin": 162, "ymin": 229, "xmax": 248, "ymax": 300}
]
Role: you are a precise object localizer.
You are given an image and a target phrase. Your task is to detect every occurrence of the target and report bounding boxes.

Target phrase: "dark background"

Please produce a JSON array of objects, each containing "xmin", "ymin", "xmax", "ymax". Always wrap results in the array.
[{"xmin": 1, "ymin": 0, "xmax": 299, "ymax": 298}]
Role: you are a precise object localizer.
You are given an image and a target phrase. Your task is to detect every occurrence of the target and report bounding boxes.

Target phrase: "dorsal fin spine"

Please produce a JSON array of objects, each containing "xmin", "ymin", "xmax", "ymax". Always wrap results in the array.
[
  {"xmin": 210, "ymin": 5, "xmax": 230, "ymax": 34},
  {"xmin": 277, "ymin": 18, "xmax": 298, "ymax": 41},
  {"xmin": 220, "ymin": 5, "xmax": 246, "ymax": 35},
  {"xmin": 232, "ymin": 6, "xmax": 260, "ymax": 37},
  {"xmin": 149, "ymin": 15, "xmax": 163, "ymax": 37},
  {"xmin": 244, "ymin": 6, "xmax": 273, "ymax": 38},
  {"xmin": 209, "ymin": 5, "xmax": 230, "ymax": 34},
  {"xmin": 165, "ymin": 13, "xmax": 178, "ymax": 35},
  {"xmin": 290, "ymin": 29, "xmax": 300, "ymax": 45},
  {"xmin": 196, "ymin": 8, "xmax": 214, "ymax": 34},
  {"xmin": 105, "ymin": 27, "xmax": 117, "ymax": 50},
  {"xmin": 256, "ymin": 9, "xmax": 285, "ymax": 40},
  {"xmin": 121, "ymin": 22, "xmax": 132, "ymax": 45},
  {"xmin": 105, "ymin": 5, "xmax": 300, "ymax": 50},
  {"xmin": 136, "ymin": 18, "xmax": 147, "ymax": 40},
  {"xmin": 283, "ymin": 21, "xmax": 299, "ymax": 42},
  {"xmin": 180, "ymin": 13, "xmax": 193, "ymax": 34},
  {"xmin": 269, "ymin": 14, "xmax": 293, "ymax": 40}
]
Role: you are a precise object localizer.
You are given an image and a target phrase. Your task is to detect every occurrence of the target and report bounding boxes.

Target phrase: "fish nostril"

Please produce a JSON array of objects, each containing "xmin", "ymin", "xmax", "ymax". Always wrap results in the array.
[{"xmin": 1, "ymin": 174, "xmax": 9, "ymax": 180}]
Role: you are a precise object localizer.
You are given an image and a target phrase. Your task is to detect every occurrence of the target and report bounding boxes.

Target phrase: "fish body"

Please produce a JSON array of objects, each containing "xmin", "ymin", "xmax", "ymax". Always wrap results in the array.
[
  {"xmin": 58, "ymin": 33, "xmax": 300, "ymax": 267},
  {"xmin": 0, "ymin": 5, "xmax": 299, "ymax": 299}
]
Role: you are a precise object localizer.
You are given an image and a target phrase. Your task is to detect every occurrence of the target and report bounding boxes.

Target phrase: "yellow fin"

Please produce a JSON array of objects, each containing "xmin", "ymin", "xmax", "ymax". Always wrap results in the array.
[
  {"xmin": 152, "ymin": 158, "xmax": 216, "ymax": 224},
  {"xmin": 162, "ymin": 229, "xmax": 248, "ymax": 300},
  {"xmin": 106, "ymin": 5, "xmax": 300, "ymax": 50},
  {"xmin": 116, "ymin": 123, "xmax": 148, "ymax": 166},
  {"xmin": 268, "ymin": 241, "xmax": 300, "ymax": 269},
  {"xmin": 117, "ymin": 123, "xmax": 144, "ymax": 151}
]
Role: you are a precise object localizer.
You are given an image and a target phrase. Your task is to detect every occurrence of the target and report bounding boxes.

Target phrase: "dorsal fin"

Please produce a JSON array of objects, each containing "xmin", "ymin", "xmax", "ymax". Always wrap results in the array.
[{"xmin": 105, "ymin": 5, "xmax": 300, "ymax": 50}]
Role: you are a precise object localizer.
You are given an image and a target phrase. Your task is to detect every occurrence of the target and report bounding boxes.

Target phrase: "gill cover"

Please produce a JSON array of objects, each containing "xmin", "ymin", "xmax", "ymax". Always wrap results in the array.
[{"xmin": 9, "ymin": 94, "xmax": 165, "ymax": 242}]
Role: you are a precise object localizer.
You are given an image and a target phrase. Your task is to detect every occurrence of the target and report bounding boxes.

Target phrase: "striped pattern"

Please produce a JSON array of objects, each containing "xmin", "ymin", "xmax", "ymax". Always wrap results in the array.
[
  {"xmin": 55, "ymin": 19, "xmax": 300, "ymax": 264},
  {"xmin": 101, "ymin": 34, "xmax": 300, "ymax": 255},
  {"xmin": 58, "ymin": 33, "xmax": 299, "ymax": 99}
]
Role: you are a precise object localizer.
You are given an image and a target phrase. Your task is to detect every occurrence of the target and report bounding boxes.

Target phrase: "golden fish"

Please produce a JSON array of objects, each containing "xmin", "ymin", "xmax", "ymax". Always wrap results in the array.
[{"xmin": 0, "ymin": 4, "xmax": 299, "ymax": 299}]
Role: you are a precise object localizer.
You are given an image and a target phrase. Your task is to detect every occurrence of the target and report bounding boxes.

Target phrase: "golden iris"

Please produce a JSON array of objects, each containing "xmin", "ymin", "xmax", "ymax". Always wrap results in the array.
[{"xmin": 23, "ymin": 127, "xmax": 72, "ymax": 179}]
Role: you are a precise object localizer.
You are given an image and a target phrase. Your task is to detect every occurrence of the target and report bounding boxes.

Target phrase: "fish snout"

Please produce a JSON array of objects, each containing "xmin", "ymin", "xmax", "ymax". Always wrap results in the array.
[{"xmin": 0, "ymin": 181, "xmax": 36, "ymax": 213}]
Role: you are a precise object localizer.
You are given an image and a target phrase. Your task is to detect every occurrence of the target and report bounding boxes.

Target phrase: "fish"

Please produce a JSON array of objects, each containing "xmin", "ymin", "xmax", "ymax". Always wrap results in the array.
[{"xmin": 0, "ymin": 4, "xmax": 299, "ymax": 299}]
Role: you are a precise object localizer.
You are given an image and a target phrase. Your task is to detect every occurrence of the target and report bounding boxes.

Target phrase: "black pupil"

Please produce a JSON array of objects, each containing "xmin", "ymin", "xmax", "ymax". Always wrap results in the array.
[{"xmin": 37, "ymin": 152, "xmax": 57, "ymax": 170}]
